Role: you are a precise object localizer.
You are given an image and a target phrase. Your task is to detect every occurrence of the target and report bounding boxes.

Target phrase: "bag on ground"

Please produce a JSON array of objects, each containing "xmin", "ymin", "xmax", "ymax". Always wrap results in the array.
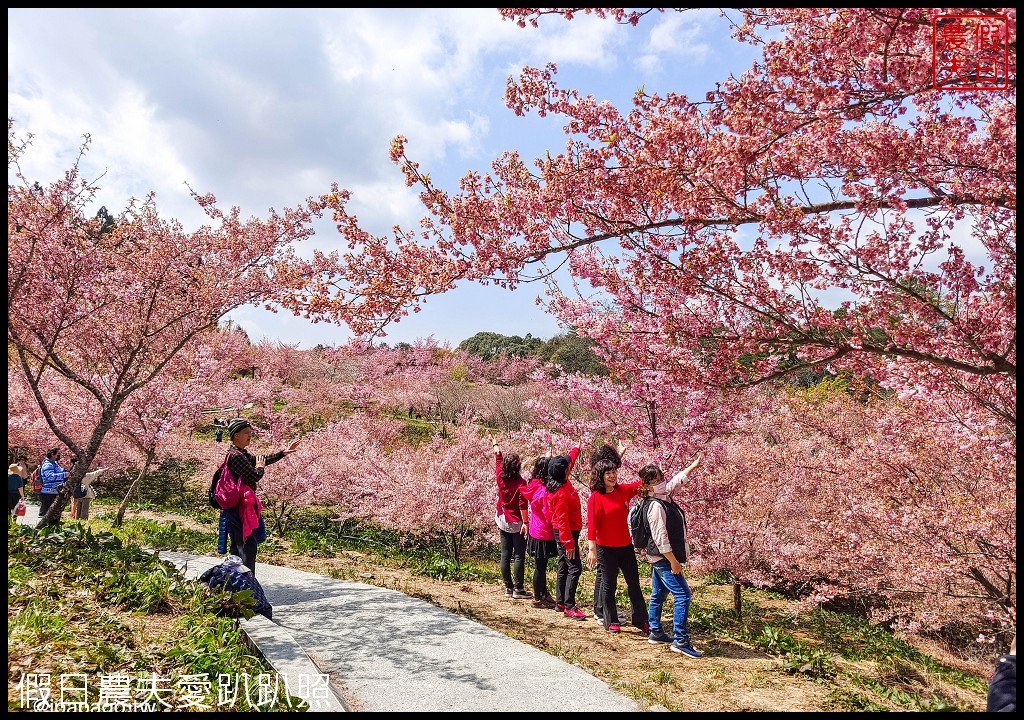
[{"xmin": 198, "ymin": 555, "xmax": 273, "ymax": 620}]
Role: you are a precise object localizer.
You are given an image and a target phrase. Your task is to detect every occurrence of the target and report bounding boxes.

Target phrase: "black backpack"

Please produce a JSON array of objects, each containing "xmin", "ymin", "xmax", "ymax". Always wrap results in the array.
[
  {"xmin": 207, "ymin": 466, "xmax": 223, "ymax": 508},
  {"xmin": 629, "ymin": 496, "xmax": 656, "ymax": 551}
]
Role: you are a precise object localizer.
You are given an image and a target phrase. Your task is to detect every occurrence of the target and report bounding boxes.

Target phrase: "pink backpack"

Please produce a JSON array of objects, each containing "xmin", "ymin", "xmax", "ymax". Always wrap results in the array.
[{"xmin": 212, "ymin": 451, "xmax": 243, "ymax": 510}]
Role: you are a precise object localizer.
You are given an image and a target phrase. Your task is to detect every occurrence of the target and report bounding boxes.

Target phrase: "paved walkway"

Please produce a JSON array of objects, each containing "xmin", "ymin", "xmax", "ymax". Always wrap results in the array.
[{"xmin": 17, "ymin": 503, "xmax": 641, "ymax": 712}]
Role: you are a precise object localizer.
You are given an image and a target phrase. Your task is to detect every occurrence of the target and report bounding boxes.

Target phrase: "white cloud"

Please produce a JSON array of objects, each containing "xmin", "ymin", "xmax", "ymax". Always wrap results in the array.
[
  {"xmin": 8, "ymin": 8, "xmax": 755, "ymax": 347},
  {"xmin": 634, "ymin": 9, "xmax": 718, "ymax": 75}
]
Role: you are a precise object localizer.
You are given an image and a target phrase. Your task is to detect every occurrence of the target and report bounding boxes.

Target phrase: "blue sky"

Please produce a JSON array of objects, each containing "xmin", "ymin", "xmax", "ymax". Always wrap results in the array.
[{"xmin": 9, "ymin": 8, "xmax": 762, "ymax": 348}]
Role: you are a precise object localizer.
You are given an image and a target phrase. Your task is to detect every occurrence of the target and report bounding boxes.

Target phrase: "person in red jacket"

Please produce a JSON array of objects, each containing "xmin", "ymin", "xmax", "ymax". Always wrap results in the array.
[
  {"xmin": 493, "ymin": 440, "xmax": 532, "ymax": 599},
  {"xmin": 545, "ymin": 446, "xmax": 584, "ymax": 619},
  {"xmin": 588, "ymin": 442, "xmax": 627, "ymax": 624},
  {"xmin": 586, "ymin": 458, "xmax": 648, "ymax": 634}
]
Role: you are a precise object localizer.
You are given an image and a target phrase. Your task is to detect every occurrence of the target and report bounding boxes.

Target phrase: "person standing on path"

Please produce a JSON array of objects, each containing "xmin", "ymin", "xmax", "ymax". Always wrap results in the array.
[
  {"xmin": 222, "ymin": 419, "xmax": 300, "ymax": 575},
  {"xmin": 37, "ymin": 447, "xmax": 68, "ymax": 517},
  {"xmin": 493, "ymin": 440, "xmax": 532, "ymax": 599},
  {"xmin": 545, "ymin": 446, "xmax": 585, "ymax": 619},
  {"xmin": 637, "ymin": 454, "xmax": 704, "ymax": 657},
  {"xmin": 8, "ymin": 463, "xmax": 26, "ymax": 514},
  {"xmin": 521, "ymin": 453, "xmax": 559, "ymax": 608},
  {"xmin": 13, "ymin": 454, "xmax": 29, "ymax": 482},
  {"xmin": 588, "ymin": 442, "xmax": 627, "ymax": 624},
  {"xmin": 69, "ymin": 458, "xmax": 104, "ymax": 520},
  {"xmin": 586, "ymin": 458, "xmax": 647, "ymax": 634}
]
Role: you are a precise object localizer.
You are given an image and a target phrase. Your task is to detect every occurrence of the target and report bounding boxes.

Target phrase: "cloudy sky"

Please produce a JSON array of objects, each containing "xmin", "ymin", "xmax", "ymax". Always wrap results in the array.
[{"xmin": 9, "ymin": 8, "xmax": 758, "ymax": 348}]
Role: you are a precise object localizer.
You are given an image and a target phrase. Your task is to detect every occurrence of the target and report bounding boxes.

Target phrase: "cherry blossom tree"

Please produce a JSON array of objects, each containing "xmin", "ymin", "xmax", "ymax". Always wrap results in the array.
[
  {"xmin": 8, "ymin": 125, "xmax": 323, "ymax": 527},
  {"xmin": 110, "ymin": 329, "xmax": 247, "ymax": 524},
  {"xmin": 686, "ymin": 385, "xmax": 1015, "ymax": 637},
  {"xmin": 294, "ymin": 8, "xmax": 1014, "ymax": 434},
  {"xmin": 260, "ymin": 412, "xmax": 494, "ymax": 562}
]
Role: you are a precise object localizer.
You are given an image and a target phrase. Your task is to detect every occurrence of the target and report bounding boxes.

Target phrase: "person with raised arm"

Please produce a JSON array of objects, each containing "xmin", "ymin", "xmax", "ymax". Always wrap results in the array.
[
  {"xmin": 637, "ymin": 453, "xmax": 704, "ymax": 657},
  {"xmin": 545, "ymin": 443, "xmax": 584, "ymax": 619},
  {"xmin": 492, "ymin": 438, "xmax": 532, "ymax": 600},
  {"xmin": 222, "ymin": 418, "xmax": 300, "ymax": 575}
]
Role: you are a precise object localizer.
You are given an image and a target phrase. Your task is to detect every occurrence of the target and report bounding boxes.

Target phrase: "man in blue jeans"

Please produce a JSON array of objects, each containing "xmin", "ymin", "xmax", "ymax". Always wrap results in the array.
[{"xmin": 636, "ymin": 457, "xmax": 703, "ymax": 657}]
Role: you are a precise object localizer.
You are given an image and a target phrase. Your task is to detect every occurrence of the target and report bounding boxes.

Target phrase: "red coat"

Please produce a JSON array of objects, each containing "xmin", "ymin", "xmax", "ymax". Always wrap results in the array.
[
  {"xmin": 495, "ymin": 452, "xmax": 529, "ymax": 524},
  {"xmin": 586, "ymin": 481, "xmax": 642, "ymax": 547},
  {"xmin": 546, "ymin": 447, "xmax": 582, "ymax": 549}
]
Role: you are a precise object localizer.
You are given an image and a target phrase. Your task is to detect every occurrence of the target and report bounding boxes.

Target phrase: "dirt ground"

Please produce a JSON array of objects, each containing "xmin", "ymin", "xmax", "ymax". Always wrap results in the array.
[{"xmin": 134, "ymin": 509, "xmax": 990, "ymax": 712}]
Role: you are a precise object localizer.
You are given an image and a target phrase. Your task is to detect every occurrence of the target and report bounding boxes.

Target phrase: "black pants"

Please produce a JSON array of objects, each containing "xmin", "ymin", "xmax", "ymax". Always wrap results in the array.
[
  {"xmin": 532, "ymin": 555, "xmax": 553, "ymax": 598},
  {"xmin": 8, "ymin": 492, "xmax": 22, "ymax": 514},
  {"xmin": 554, "ymin": 529, "xmax": 583, "ymax": 607},
  {"xmin": 39, "ymin": 492, "xmax": 61, "ymax": 516},
  {"xmin": 226, "ymin": 512, "xmax": 259, "ymax": 575},
  {"xmin": 499, "ymin": 528, "xmax": 527, "ymax": 590},
  {"xmin": 596, "ymin": 544, "xmax": 648, "ymax": 630},
  {"xmin": 593, "ymin": 563, "xmax": 604, "ymax": 619}
]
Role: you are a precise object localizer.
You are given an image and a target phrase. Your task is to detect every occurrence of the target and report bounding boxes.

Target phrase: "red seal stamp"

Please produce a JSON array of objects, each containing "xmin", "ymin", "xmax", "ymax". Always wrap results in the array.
[{"xmin": 933, "ymin": 14, "xmax": 1009, "ymax": 90}]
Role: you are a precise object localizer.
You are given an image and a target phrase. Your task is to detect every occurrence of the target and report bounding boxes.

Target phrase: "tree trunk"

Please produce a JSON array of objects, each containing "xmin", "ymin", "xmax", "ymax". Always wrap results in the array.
[
  {"xmin": 733, "ymin": 580, "xmax": 743, "ymax": 620},
  {"xmin": 35, "ymin": 481, "xmax": 75, "ymax": 529},
  {"xmin": 115, "ymin": 450, "xmax": 156, "ymax": 527}
]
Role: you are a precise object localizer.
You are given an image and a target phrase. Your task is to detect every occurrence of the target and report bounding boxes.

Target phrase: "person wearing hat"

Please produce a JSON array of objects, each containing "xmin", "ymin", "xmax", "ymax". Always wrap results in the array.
[
  {"xmin": 221, "ymin": 418, "xmax": 301, "ymax": 574},
  {"xmin": 8, "ymin": 463, "xmax": 26, "ymax": 515},
  {"xmin": 38, "ymin": 447, "xmax": 68, "ymax": 516}
]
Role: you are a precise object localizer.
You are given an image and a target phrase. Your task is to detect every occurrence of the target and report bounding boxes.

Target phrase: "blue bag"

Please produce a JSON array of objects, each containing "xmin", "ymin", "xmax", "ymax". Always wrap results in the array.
[{"xmin": 252, "ymin": 514, "xmax": 267, "ymax": 544}]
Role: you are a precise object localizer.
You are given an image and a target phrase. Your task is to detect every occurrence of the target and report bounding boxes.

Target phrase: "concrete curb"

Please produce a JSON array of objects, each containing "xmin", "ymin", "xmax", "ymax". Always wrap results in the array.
[
  {"xmin": 239, "ymin": 613, "xmax": 349, "ymax": 712},
  {"xmin": 157, "ymin": 551, "xmax": 348, "ymax": 713}
]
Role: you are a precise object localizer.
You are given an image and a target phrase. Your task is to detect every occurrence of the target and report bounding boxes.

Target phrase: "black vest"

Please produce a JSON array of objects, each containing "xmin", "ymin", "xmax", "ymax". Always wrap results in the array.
[{"xmin": 645, "ymin": 497, "xmax": 688, "ymax": 563}]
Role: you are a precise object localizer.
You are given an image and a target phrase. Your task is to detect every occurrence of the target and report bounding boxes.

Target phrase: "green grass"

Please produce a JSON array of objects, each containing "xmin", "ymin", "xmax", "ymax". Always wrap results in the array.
[
  {"xmin": 7, "ymin": 519, "xmax": 305, "ymax": 712},
  {"xmin": 35, "ymin": 502, "xmax": 990, "ymax": 713}
]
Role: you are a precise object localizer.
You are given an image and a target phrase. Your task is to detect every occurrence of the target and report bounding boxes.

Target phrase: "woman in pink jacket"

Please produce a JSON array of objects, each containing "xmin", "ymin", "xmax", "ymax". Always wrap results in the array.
[{"xmin": 521, "ymin": 455, "xmax": 557, "ymax": 608}]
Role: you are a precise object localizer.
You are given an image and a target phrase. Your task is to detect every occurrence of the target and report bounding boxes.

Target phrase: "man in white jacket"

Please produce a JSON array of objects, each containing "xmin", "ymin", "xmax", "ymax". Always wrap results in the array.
[{"xmin": 70, "ymin": 460, "xmax": 105, "ymax": 520}]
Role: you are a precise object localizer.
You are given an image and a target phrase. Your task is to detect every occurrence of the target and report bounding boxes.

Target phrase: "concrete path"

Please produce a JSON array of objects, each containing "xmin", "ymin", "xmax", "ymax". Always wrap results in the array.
[{"xmin": 17, "ymin": 502, "xmax": 641, "ymax": 712}]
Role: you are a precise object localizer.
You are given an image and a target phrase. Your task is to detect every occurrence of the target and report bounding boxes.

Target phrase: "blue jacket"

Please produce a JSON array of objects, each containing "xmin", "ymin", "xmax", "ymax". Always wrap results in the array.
[{"xmin": 39, "ymin": 458, "xmax": 67, "ymax": 495}]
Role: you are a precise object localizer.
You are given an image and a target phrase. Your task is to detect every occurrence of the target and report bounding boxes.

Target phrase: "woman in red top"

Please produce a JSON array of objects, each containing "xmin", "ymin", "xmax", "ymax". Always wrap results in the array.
[
  {"xmin": 493, "ymin": 441, "xmax": 532, "ymax": 599},
  {"xmin": 586, "ymin": 458, "xmax": 648, "ymax": 633},
  {"xmin": 545, "ymin": 447, "xmax": 584, "ymax": 619}
]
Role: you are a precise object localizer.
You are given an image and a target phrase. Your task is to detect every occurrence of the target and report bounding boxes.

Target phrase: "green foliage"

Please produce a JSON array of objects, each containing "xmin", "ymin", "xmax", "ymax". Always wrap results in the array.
[
  {"xmin": 702, "ymin": 569, "xmax": 735, "ymax": 585},
  {"xmin": 401, "ymin": 416, "xmax": 437, "ymax": 446},
  {"xmin": 809, "ymin": 608, "xmax": 987, "ymax": 694},
  {"xmin": 537, "ymin": 331, "xmax": 608, "ymax": 376},
  {"xmin": 788, "ymin": 374, "xmax": 851, "ymax": 401},
  {"xmin": 8, "ymin": 518, "xmax": 305, "ymax": 712},
  {"xmin": 458, "ymin": 331, "xmax": 544, "ymax": 360},
  {"xmin": 98, "ymin": 457, "xmax": 203, "ymax": 511},
  {"xmin": 458, "ymin": 329, "xmax": 608, "ymax": 375},
  {"xmin": 413, "ymin": 554, "xmax": 483, "ymax": 581},
  {"xmin": 290, "ymin": 529, "xmax": 338, "ymax": 558},
  {"xmin": 94, "ymin": 516, "xmax": 217, "ymax": 554}
]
